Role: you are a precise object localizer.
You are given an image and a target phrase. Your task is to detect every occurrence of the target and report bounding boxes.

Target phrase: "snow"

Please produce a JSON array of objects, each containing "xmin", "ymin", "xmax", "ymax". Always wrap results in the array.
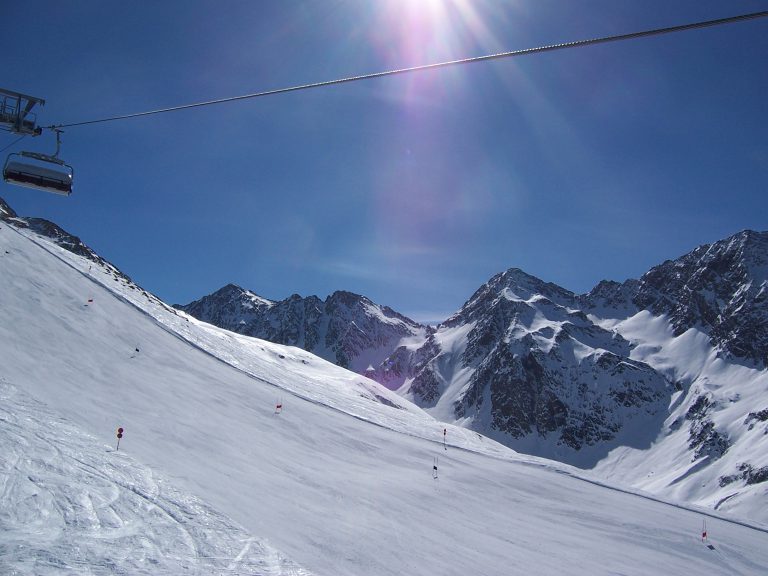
[
  {"xmin": 0, "ymin": 380, "xmax": 309, "ymax": 576},
  {"xmin": 2, "ymin": 222, "xmax": 768, "ymax": 575},
  {"xmin": 410, "ymin": 322, "xmax": 476, "ymax": 423},
  {"xmin": 591, "ymin": 309, "xmax": 768, "ymax": 524}
]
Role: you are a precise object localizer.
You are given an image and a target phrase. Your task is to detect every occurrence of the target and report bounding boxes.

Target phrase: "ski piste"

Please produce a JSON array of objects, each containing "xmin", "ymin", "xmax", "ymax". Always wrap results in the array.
[{"xmin": 2, "ymin": 214, "xmax": 768, "ymax": 575}]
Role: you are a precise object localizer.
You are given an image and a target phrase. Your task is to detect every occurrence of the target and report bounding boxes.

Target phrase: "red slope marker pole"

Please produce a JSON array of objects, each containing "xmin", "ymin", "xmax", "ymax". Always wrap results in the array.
[{"xmin": 116, "ymin": 427, "xmax": 124, "ymax": 451}]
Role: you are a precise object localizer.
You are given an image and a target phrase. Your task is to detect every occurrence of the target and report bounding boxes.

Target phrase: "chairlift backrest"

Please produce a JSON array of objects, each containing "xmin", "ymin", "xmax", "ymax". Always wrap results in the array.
[{"xmin": 3, "ymin": 154, "xmax": 73, "ymax": 196}]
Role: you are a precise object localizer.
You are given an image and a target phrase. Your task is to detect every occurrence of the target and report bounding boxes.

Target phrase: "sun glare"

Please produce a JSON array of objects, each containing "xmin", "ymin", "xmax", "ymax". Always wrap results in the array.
[
  {"xmin": 368, "ymin": 0, "xmax": 507, "ymax": 67},
  {"xmin": 357, "ymin": 1, "xmax": 528, "ymax": 280}
]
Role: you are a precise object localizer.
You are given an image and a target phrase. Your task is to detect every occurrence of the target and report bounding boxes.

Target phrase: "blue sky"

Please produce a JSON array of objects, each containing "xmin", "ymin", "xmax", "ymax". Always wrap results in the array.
[{"xmin": 3, "ymin": 1, "xmax": 767, "ymax": 324}]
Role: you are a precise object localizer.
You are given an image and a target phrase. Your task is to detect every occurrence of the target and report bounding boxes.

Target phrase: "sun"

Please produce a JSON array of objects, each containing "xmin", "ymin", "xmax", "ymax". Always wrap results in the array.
[{"xmin": 367, "ymin": 0, "xmax": 507, "ymax": 67}]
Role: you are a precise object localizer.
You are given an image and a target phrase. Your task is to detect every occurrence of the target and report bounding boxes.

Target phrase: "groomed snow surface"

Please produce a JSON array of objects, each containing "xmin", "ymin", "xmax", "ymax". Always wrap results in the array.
[{"xmin": 2, "ymin": 223, "xmax": 768, "ymax": 575}]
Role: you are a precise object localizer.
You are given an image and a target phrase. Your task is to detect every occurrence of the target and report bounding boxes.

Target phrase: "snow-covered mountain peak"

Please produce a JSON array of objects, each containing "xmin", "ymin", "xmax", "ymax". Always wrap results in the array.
[
  {"xmin": 176, "ymin": 285, "xmax": 426, "ymax": 378},
  {"xmin": 325, "ymin": 289, "xmax": 420, "ymax": 329},
  {"xmin": 443, "ymin": 267, "xmax": 575, "ymax": 328},
  {"xmin": 630, "ymin": 230, "xmax": 768, "ymax": 368},
  {"xmin": 4, "ymin": 195, "xmax": 768, "ymax": 574},
  {"xmin": 701, "ymin": 229, "xmax": 768, "ymax": 277},
  {"xmin": 659, "ymin": 229, "xmax": 768, "ymax": 294},
  {"xmin": 219, "ymin": 282, "xmax": 275, "ymax": 308},
  {"xmin": 177, "ymin": 282, "xmax": 275, "ymax": 332}
]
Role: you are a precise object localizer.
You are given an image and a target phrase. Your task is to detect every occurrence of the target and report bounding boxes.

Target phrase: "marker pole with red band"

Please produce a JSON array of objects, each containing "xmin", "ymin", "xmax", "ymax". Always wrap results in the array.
[{"xmin": 116, "ymin": 427, "xmax": 124, "ymax": 451}]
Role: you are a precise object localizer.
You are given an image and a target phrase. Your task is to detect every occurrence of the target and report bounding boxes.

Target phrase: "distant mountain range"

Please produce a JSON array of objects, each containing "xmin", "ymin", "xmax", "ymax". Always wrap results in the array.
[
  {"xmin": 4, "ymin": 194, "xmax": 767, "ymax": 515},
  {"xmin": 175, "ymin": 226, "xmax": 768, "ymax": 509},
  {"xmin": 8, "ymin": 195, "xmax": 768, "ymax": 573},
  {"xmin": 177, "ymin": 284, "xmax": 426, "ymax": 378}
]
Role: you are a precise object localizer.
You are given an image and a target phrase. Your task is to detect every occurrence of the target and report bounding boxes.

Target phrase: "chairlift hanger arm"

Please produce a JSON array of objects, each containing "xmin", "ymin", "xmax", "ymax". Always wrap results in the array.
[
  {"xmin": 0, "ymin": 88, "xmax": 45, "ymax": 107},
  {"xmin": 0, "ymin": 88, "xmax": 45, "ymax": 135}
]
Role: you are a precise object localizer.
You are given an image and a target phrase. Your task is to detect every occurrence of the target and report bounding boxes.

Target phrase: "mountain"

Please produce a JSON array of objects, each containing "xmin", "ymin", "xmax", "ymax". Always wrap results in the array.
[
  {"xmin": 398, "ymin": 232, "xmax": 768, "ymax": 512},
  {"xmin": 581, "ymin": 230, "xmax": 768, "ymax": 370},
  {"xmin": 579, "ymin": 231, "xmax": 768, "ymax": 515},
  {"xmin": 0, "ymin": 196, "xmax": 137, "ymax": 290},
  {"xmin": 176, "ymin": 285, "xmax": 426, "ymax": 376},
  {"xmin": 392, "ymin": 268, "xmax": 670, "ymax": 467},
  {"xmin": 7, "ymin": 197, "xmax": 768, "ymax": 574},
  {"xmin": 6, "ymin": 194, "xmax": 766, "ymax": 527},
  {"xmin": 177, "ymin": 228, "xmax": 768, "ymax": 519}
]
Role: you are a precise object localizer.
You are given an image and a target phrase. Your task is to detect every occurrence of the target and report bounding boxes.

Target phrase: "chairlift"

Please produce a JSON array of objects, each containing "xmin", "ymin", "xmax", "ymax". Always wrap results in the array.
[{"xmin": 3, "ymin": 129, "xmax": 73, "ymax": 196}]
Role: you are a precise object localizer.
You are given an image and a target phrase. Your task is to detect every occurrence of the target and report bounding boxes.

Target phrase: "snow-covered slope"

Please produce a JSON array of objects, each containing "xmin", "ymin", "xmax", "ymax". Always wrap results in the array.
[
  {"xmin": 396, "ymin": 269, "xmax": 671, "ymax": 469},
  {"xmin": 588, "ymin": 310, "xmax": 768, "ymax": 525},
  {"xmin": 0, "ymin": 380, "xmax": 310, "ymax": 575},
  {"xmin": 166, "ymin": 218, "xmax": 768, "ymax": 526},
  {"xmin": 577, "ymin": 231, "xmax": 768, "ymax": 523},
  {"xmin": 2, "ymin": 208, "xmax": 768, "ymax": 575}
]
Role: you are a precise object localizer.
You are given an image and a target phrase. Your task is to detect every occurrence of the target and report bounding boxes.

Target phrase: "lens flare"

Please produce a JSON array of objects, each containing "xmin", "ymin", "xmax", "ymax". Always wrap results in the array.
[{"xmin": 361, "ymin": 2, "xmax": 519, "ymax": 271}]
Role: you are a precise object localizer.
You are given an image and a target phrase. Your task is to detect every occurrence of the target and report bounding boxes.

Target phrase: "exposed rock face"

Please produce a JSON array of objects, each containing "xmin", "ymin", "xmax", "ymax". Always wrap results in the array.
[
  {"xmin": 375, "ymin": 327, "xmax": 441, "ymax": 402},
  {"xmin": 581, "ymin": 231, "xmax": 768, "ymax": 369},
  {"xmin": 179, "ymin": 284, "xmax": 275, "ymax": 334},
  {"xmin": 176, "ymin": 229, "xmax": 767, "ymax": 468},
  {"xmin": 0, "ymin": 196, "xmax": 17, "ymax": 219},
  {"xmin": 685, "ymin": 395, "xmax": 730, "ymax": 461},
  {"xmin": 177, "ymin": 287, "xmax": 424, "ymax": 374},
  {"xmin": 636, "ymin": 231, "xmax": 768, "ymax": 368},
  {"xmin": 400, "ymin": 269, "xmax": 669, "ymax": 458},
  {"xmin": 0, "ymin": 196, "xmax": 130, "ymax": 283},
  {"xmin": 720, "ymin": 463, "xmax": 768, "ymax": 487},
  {"xmin": 578, "ymin": 279, "xmax": 639, "ymax": 318}
]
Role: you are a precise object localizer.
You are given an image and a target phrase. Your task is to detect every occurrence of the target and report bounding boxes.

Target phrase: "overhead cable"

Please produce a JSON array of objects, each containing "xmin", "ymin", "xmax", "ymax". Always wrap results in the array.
[
  {"xmin": 48, "ymin": 10, "xmax": 768, "ymax": 130},
  {"xmin": 0, "ymin": 134, "xmax": 27, "ymax": 154}
]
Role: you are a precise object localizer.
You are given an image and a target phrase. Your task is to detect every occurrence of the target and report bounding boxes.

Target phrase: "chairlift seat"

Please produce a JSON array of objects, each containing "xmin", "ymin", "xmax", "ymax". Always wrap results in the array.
[{"xmin": 3, "ymin": 156, "xmax": 72, "ymax": 196}]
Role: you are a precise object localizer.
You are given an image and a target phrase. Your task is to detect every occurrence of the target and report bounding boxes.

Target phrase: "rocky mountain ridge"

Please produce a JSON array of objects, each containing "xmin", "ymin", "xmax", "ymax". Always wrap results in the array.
[
  {"xmin": 0, "ymin": 197, "xmax": 133, "ymax": 287},
  {"xmin": 581, "ymin": 229, "xmax": 768, "ymax": 369},
  {"xmin": 392, "ymin": 267, "xmax": 670, "ymax": 465},
  {"xmin": 176, "ymin": 285, "xmax": 425, "ymax": 376},
  {"xmin": 176, "ymin": 230, "xmax": 768, "ymax": 480},
  {"xmin": 4, "ymin": 194, "xmax": 766, "ymax": 516}
]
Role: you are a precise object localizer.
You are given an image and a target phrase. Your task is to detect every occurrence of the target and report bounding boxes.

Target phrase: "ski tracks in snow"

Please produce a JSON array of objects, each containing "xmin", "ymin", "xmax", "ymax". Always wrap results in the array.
[{"xmin": 0, "ymin": 380, "xmax": 313, "ymax": 576}]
